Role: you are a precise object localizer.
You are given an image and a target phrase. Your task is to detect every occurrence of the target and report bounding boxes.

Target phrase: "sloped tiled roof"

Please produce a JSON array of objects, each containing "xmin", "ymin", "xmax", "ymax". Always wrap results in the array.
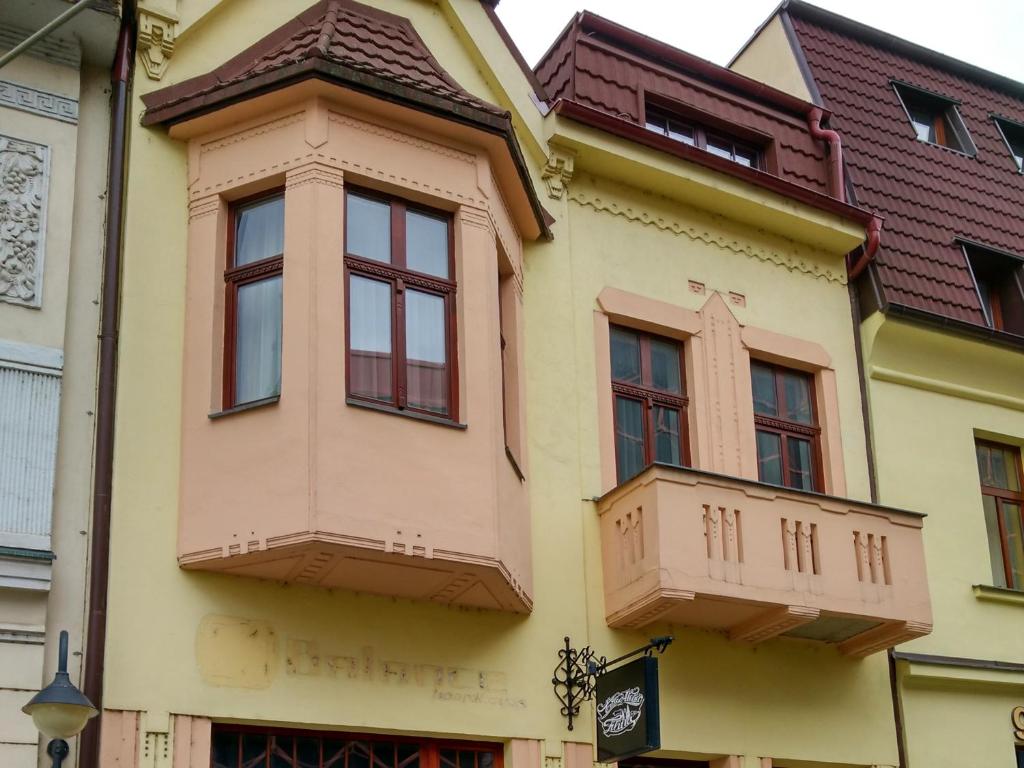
[
  {"xmin": 533, "ymin": 11, "xmax": 877, "ymax": 224},
  {"xmin": 142, "ymin": 0, "xmax": 505, "ymax": 125},
  {"xmin": 788, "ymin": 7, "xmax": 1024, "ymax": 326}
]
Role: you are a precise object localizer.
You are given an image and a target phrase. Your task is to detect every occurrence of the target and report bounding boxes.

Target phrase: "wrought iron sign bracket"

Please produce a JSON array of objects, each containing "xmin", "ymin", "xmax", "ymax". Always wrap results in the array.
[{"xmin": 552, "ymin": 635, "xmax": 673, "ymax": 731}]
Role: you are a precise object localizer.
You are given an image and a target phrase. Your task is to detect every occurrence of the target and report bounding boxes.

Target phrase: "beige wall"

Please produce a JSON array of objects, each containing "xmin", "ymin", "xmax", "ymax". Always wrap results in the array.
[
  {"xmin": 0, "ymin": 42, "xmax": 109, "ymax": 768},
  {"xmin": 730, "ymin": 16, "xmax": 813, "ymax": 102}
]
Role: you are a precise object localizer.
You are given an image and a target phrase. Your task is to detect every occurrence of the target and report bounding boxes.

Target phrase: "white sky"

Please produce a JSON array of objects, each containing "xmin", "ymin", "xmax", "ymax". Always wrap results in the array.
[{"xmin": 495, "ymin": 0, "xmax": 1024, "ymax": 84}]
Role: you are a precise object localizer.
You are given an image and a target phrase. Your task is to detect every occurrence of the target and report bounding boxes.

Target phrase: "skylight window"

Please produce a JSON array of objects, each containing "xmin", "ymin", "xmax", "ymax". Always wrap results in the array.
[
  {"xmin": 892, "ymin": 82, "xmax": 975, "ymax": 154},
  {"xmin": 644, "ymin": 107, "xmax": 762, "ymax": 169},
  {"xmin": 963, "ymin": 241, "xmax": 1024, "ymax": 335},
  {"xmin": 994, "ymin": 117, "xmax": 1024, "ymax": 171}
]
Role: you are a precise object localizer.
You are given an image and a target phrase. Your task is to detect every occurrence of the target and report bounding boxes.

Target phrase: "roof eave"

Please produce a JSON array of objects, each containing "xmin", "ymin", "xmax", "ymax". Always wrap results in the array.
[{"xmin": 553, "ymin": 98, "xmax": 874, "ymax": 227}]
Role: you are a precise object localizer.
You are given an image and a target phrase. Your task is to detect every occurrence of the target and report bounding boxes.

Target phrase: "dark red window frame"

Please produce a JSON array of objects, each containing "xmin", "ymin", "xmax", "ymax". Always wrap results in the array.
[
  {"xmin": 644, "ymin": 106, "xmax": 762, "ymax": 169},
  {"xmin": 211, "ymin": 725, "xmax": 503, "ymax": 768},
  {"xmin": 976, "ymin": 439, "xmax": 1024, "ymax": 590},
  {"xmin": 344, "ymin": 187, "xmax": 458, "ymax": 421},
  {"xmin": 751, "ymin": 361, "xmax": 823, "ymax": 492},
  {"xmin": 610, "ymin": 326, "xmax": 690, "ymax": 483},
  {"xmin": 223, "ymin": 188, "xmax": 285, "ymax": 409}
]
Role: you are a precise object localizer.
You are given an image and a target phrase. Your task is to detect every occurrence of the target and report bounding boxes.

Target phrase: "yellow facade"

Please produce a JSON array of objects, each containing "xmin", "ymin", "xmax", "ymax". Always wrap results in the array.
[
  {"xmin": 98, "ymin": 2, "xmax": 935, "ymax": 768},
  {"xmin": 732, "ymin": 10, "xmax": 1024, "ymax": 768}
]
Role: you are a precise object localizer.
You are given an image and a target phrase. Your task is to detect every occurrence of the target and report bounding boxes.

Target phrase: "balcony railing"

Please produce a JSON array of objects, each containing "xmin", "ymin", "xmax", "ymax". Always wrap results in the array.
[{"xmin": 596, "ymin": 464, "xmax": 932, "ymax": 656}]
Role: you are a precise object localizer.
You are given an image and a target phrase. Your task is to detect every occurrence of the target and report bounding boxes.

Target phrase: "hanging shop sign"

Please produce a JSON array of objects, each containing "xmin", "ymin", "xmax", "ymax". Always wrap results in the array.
[
  {"xmin": 595, "ymin": 655, "xmax": 660, "ymax": 762},
  {"xmin": 551, "ymin": 635, "xmax": 671, "ymax": 761}
]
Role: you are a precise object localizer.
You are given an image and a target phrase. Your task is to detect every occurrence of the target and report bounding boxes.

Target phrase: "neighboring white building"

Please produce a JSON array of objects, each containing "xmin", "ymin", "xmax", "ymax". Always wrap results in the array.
[{"xmin": 0, "ymin": 2, "xmax": 120, "ymax": 765}]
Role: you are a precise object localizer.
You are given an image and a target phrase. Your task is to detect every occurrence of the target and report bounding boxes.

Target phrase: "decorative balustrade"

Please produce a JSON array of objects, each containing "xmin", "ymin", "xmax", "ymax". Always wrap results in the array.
[{"xmin": 597, "ymin": 464, "xmax": 932, "ymax": 656}]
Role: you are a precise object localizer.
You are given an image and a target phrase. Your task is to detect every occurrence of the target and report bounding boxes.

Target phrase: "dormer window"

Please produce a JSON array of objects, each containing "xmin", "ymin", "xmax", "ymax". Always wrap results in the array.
[
  {"xmin": 645, "ymin": 107, "xmax": 761, "ymax": 169},
  {"xmin": 963, "ymin": 241, "xmax": 1024, "ymax": 334},
  {"xmin": 892, "ymin": 82, "xmax": 974, "ymax": 153},
  {"xmin": 994, "ymin": 116, "xmax": 1024, "ymax": 171}
]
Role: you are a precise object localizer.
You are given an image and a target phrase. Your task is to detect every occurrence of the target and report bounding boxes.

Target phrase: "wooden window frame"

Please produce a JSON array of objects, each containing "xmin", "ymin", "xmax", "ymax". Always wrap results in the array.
[
  {"xmin": 344, "ymin": 186, "xmax": 458, "ymax": 422},
  {"xmin": 211, "ymin": 725, "xmax": 503, "ymax": 768},
  {"xmin": 610, "ymin": 325, "xmax": 690, "ymax": 483},
  {"xmin": 976, "ymin": 439, "xmax": 1024, "ymax": 590},
  {"xmin": 751, "ymin": 361, "xmax": 824, "ymax": 492},
  {"xmin": 223, "ymin": 188, "xmax": 285, "ymax": 409},
  {"xmin": 962, "ymin": 240, "xmax": 1024, "ymax": 334},
  {"xmin": 644, "ymin": 106, "xmax": 763, "ymax": 169}
]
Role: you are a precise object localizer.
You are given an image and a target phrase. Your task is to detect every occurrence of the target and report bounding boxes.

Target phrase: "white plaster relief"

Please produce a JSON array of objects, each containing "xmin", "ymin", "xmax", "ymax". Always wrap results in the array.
[
  {"xmin": 0, "ymin": 81, "xmax": 78, "ymax": 124},
  {"xmin": 0, "ymin": 135, "xmax": 49, "ymax": 307}
]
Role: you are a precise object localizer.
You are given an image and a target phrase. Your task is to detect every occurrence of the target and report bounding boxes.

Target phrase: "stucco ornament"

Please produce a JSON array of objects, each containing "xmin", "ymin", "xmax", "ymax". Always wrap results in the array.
[
  {"xmin": 137, "ymin": 6, "xmax": 179, "ymax": 80},
  {"xmin": 0, "ymin": 136, "xmax": 48, "ymax": 307}
]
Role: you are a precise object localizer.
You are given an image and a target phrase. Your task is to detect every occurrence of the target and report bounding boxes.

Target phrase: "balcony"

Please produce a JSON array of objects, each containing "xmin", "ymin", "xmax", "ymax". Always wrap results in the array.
[{"xmin": 597, "ymin": 465, "xmax": 932, "ymax": 656}]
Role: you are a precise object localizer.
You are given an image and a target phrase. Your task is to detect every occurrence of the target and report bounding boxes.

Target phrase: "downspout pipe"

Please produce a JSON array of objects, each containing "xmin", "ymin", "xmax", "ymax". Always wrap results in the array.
[
  {"xmin": 79, "ymin": 4, "xmax": 135, "ymax": 767},
  {"xmin": 849, "ymin": 215, "xmax": 882, "ymax": 281},
  {"xmin": 807, "ymin": 106, "xmax": 844, "ymax": 201}
]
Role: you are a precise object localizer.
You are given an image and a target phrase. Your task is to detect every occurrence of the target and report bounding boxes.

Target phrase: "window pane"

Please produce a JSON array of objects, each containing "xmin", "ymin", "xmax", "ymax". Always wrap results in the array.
[
  {"xmin": 212, "ymin": 733, "xmax": 239, "ymax": 768},
  {"xmin": 296, "ymin": 738, "xmax": 319, "ymax": 768},
  {"xmin": 271, "ymin": 735, "xmax": 294, "ymax": 768},
  {"xmin": 610, "ymin": 327, "xmax": 641, "ymax": 384},
  {"xmin": 654, "ymin": 405, "xmax": 681, "ymax": 466},
  {"xmin": 242, "ymin": 734, "xmax": 268, "ymax": 768},
  {"xmin": 751, "ymin": 363, "xmax": 777, "ymax": 417},
  {"xmin": 347, "ymin": 194, "xmax": 391, "ymax": 263},
  {"xmin": 649, "ymin": 338, "xmax": 681, "ymax": 393},
  {"xmin": 405, "ymin": 290, "xmax": 448, "ymax": 414},
  {"xmin": 348, "ymin": 742, "xmax": 371, "ymax": 768},
  {"xmin": 645, "ymin": 112, "xmax": 667, "ymax": 134},
  {"xmin": 397, "ymin": 743, "xmax": 419, "ymax": 768},
  {"xmin": 406, "ymin": 210, "xmax": 449, "ymax": 278},
  {"xmin": 905, "ymin": 101, "xmax": 940, "ymax": 143},
  {"xmin": 786, "ymin": 437, "xmax": 815, "ymax": 491},
  {"xmin": 734, "ymin": 146, "xmax": 757, "ymax": 167},
  {"xmin": 235, "ymin": 195, "xmax": 284, "ymax": 266},
  {"xmin": 756, "ymin": 430, "xmax": 783, "ymax": 486},
  {"xmin": 781, "ymin": 371, "xmax": 813, "ymax": 424},
  {"xmin": 1001, "ymin": 502, "xmax": 1024, "ymax": 590},
  {"xmin": 983, "ymin": 494, "xmax": 1008, "ymax": 588},
  {"xmin": 706, "ymin": 137, "xmax": 734, "ymax": 160},
  {"xmin": 977, "ymin": 443, "xmax": 1021, "ymax": 490},
  {"xmin": 235, "ymin": 275, "xmax": 282, "ymax": 405},
  {"xmin": 371, "ymin": 742, "xmax": 398, "ymax": 768},
  {"xmin": 667, "ymin": 121, "xmax": 695, "ymax": 145},
  {"xmin": 349, "ymin": 275, "xmax": 392, "ymax": 402},
  {"xmin": 615, "ymin": 396, "xmax": 645, "ymax": 483}
]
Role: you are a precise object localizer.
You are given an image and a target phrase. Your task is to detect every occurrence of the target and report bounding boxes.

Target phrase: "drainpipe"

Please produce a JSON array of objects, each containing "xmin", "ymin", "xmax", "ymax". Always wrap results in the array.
[
  {"xmin": 79, "ymin": 4, "xmax": 135, "ymax": 768},
  {"xmin": 849, "ymin": 215, "xmax": 882, "ymax": 281},
  {"xmin": 807, "ymin": 106, "xmax": 844, "ymax": 201}
]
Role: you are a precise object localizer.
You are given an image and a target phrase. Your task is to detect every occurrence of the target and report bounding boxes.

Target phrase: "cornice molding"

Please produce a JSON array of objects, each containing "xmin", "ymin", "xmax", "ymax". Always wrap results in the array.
[{"xmin": 567, "ymin": 190, "xmax": 847, "ymax": 284}]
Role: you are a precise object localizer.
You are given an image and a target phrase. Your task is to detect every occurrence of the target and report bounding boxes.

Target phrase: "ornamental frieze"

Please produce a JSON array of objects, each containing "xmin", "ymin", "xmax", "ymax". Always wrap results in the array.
[{"xmin": 0, "ymin": 135, "xmax": 48, "ymax": 307}]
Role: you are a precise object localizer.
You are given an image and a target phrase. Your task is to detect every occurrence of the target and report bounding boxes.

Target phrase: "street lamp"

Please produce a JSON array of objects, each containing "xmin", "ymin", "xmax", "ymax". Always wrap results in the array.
[{"xmin": 22, "ymin": 630, "xmax": 98, "ymax": 768}]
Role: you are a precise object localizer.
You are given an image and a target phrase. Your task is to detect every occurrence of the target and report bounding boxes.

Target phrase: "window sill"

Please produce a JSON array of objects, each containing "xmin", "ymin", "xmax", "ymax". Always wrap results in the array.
[
  {"xmin": 972, "ymin": 584, "xmax": 1024, "ymax": 606},
  {"xmin": 915, "ymin": 137, "xmax": 977, "ymax": 158},
  {"xmin": 346, "ymin": 398, "xmax": 466, "ymax": 430},
  {"xmin": 209, "ymin": 395, "xmax": 280, "ymax": 419}
]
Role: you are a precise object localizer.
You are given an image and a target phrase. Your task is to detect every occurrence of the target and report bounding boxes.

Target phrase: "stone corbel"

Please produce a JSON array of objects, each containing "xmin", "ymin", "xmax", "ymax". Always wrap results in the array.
[
  {"xmin": 137, "ymin": 5, "xmax": 179, "ymax": 80},
  {"xmin": 541, "ymin": 148, "xmax": 575, "ymax": 200}
]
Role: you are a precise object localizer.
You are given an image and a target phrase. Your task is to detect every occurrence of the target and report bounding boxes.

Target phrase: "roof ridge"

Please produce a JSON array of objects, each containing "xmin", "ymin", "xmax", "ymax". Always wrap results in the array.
[{"xmin": 314, "ymin": 1, "xmax": 341, "ymax": 58}]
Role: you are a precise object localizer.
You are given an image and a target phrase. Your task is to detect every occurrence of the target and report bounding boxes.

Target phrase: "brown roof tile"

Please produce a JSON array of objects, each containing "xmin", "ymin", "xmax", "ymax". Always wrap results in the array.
[
  {"xmin": 535, "ymin": 12, "xmax": 843, "ymax": 202},
  {"xmin": 142, "ymin": 0, "xmax": 505, "ymax": 125},
  {"xmin": 788, "ymin": 8, "xmax": 1024, "ymax": 327}
]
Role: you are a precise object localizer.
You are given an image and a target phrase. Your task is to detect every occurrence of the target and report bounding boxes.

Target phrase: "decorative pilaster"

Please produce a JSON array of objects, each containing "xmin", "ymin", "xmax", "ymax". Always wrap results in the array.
[
  {"xmin": 541, "ymin": 148, "xmax": 575, "ymax": 199},
  {"xmin": 137, "ymin": 5, "xmax": 179, "ymax": 80},
  {"xmin": 0, "ymin": 135, "xmax": 49, "ymax": 308}
]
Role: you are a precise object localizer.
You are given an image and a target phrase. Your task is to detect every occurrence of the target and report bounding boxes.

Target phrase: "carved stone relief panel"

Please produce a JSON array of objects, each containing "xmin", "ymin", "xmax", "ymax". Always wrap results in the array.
[{"xmin": 0, "ymin": 134, "xmax": 49, "ymax": 307}]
